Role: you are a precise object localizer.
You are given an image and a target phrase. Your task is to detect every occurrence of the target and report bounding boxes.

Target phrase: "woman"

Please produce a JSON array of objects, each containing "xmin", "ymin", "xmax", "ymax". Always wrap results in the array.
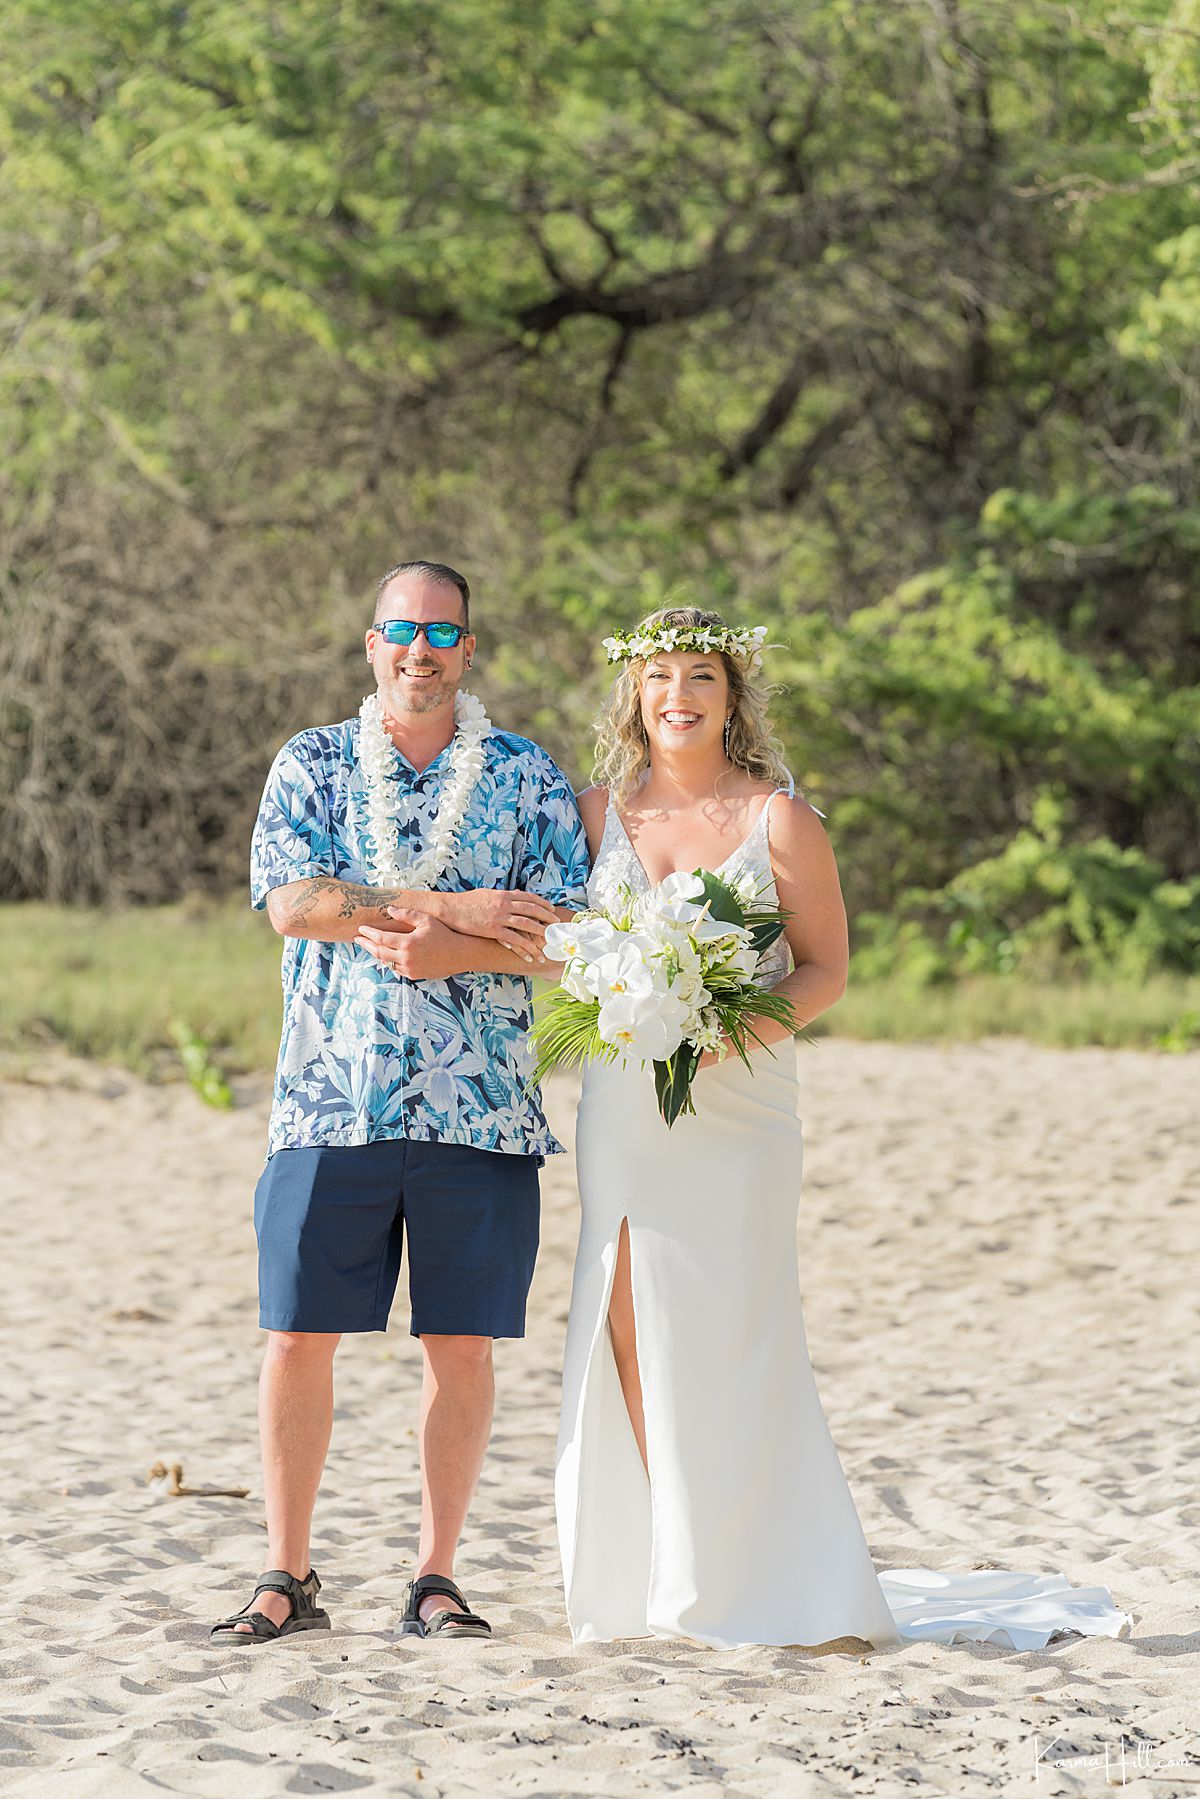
[{"xmin": 553, "ymin": 606, "xmax": 1130, "ymax": 1652}]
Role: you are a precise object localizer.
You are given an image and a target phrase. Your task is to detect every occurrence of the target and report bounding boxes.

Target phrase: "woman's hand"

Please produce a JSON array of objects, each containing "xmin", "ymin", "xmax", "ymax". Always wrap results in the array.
[
  {"xmin": 392, "ymin": 888, "xmax": 558, "ymax": 958},
  {"xmin": 695, "ymin": 1038, "xmax": 735, "ymax": 1071}
]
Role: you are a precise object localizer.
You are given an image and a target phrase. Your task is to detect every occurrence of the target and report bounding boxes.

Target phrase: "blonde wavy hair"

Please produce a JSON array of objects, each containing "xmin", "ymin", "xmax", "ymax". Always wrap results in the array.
[{"xmin": 593, "ymin": 606, "xmax": 792, "ymax": 809}]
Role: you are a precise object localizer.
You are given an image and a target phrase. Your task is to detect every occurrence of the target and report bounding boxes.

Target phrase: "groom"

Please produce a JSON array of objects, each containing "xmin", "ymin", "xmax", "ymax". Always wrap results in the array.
[{"xmin": 212, "ymin": 559, "xmax": 588, "ymax": 1644}]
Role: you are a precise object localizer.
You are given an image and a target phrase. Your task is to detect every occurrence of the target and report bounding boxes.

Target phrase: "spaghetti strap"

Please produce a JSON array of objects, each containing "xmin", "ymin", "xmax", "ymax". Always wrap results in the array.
[
  {"xmin": 770, "ymin": 775, "xmax": 826, "ymax": 820},
  {"xmin": 781, "ymin": 773, "xmax": 828, "ymax": 821}
]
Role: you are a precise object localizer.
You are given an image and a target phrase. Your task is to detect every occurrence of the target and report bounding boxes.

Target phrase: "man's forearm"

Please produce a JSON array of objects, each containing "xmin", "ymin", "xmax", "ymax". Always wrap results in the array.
[
  {"xmin": 266, "ymin": 876, "xmax": 434, "ymax": 941},
  {"xmin": 430, "ymin": 904, "xmax": 583, "ymax": 976},
  {"xmin": 426, "ymin": 932, "xmax": 550, "ymax": 977}
]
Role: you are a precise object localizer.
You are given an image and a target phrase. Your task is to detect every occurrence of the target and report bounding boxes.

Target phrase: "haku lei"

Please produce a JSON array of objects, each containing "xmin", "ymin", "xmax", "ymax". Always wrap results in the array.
[
  {"xmin": 602, "ymin": 622, "xmax": 769, "ymax": 669},
  {"xmin": 357, "ymin": 688, "xmax": 491, "ymax": 890}
]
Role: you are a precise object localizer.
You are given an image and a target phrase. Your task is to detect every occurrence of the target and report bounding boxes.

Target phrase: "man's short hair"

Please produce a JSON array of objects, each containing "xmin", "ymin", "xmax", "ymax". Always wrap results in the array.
[{"xmin": 374, "ymin": 560, "xmax": 471, "ymax": 628}]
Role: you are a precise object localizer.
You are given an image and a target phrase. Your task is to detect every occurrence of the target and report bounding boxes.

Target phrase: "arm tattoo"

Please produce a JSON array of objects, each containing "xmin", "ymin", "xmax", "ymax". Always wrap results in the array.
[
  {"xmin": 336, "ymin": 881, "xmax": 394, "ymax": 918},
  {"xmin": 277, "ymin": 876, "xmax": 400, "ymax": 927}
]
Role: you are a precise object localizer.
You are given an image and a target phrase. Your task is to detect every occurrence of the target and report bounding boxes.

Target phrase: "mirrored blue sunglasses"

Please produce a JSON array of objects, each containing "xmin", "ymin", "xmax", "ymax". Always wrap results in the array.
[{"xmin": 375, "ymin": 618, "xmax": 467, "ymax": 649}]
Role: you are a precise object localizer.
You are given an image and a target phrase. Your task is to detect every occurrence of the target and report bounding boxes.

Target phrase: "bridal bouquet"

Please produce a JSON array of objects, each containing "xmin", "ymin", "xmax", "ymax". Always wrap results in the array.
[{"xmin": 533, "ymin": 871, "xmax": 797, "ymax": 1127}]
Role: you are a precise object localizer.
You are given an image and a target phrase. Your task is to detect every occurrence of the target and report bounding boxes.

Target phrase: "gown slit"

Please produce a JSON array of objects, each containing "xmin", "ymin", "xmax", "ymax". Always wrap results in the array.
[
  {"xmin": 607, "ymin": 1218, "xmax": 650, "ymax": 1473},
  {"xmin": 559, "ymin": 1210, "xmax": 655, "ymax": 1641}
]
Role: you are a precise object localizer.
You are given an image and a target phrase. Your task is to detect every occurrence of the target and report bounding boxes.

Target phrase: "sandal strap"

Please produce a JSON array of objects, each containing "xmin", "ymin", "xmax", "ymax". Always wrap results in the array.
[
  {"xmin": 253, "ymin": 1568, "xmax": 322, "ymax": 1611},
  {"xmin": 404, "ymin": 1574, "xmax": 490, "ymax": 1632},
  {"xmin": 406, "ymin": 1574, "xmax": 468, "ymax": 1614},
  {"xmin": 212, "ymin": 1609, "xmax": 281, "ymax": 1639},
  {"xmin": 211, "ymin": 1567, "xmax": 323, "ymax": 1640},
  {"xmin": 430, "ymin": 1607, "xmax": 490, "ymax": 1632}
]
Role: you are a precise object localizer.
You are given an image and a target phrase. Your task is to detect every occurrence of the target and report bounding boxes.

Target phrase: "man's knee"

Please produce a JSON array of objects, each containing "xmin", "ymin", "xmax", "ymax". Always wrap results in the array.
[
  {"xmin": 264, "ymin": 1329, "xmax": 340, "ymax": 1364},
  {"xmin": 421, "ymin": 1333, "xmax": 494, "ymax": 1375}
]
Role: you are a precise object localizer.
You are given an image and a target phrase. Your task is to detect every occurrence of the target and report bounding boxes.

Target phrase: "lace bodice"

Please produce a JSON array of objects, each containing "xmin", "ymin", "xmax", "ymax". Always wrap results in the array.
[{"xmin": 587, "ymin": 789, "xmax": 794, "ymax": 991}]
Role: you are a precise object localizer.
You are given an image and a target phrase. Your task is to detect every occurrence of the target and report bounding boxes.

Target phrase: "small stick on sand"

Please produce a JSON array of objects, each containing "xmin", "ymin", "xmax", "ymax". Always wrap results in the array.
[{"xmin": 146, "ymin": 1460, "xmax": 249, "ymax": 1499}]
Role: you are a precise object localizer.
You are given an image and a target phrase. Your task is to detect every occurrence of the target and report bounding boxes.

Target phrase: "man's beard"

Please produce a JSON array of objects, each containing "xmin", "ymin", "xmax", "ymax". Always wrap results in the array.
[{"xmin": 381, "ymin": 667, "xmax": 458, "ymax": 716}]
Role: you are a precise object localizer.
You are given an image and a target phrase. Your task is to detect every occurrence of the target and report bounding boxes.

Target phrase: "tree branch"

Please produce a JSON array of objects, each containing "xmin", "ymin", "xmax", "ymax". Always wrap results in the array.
[
  {"xmin": 718, "ymin": 351, "xmax": 816, "ymax": 480},
  {"xmin": 566, "ymin": 324, "xmax": 636, "ymax": 516}
]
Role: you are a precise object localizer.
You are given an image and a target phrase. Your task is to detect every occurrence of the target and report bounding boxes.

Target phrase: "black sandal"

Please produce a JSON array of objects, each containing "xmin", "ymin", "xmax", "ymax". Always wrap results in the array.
[
  {"xmin": 210, "ymin": 1567, "xmax": 330, "ymax": 1644},
  {"xmin": 396, "ymin": 1574, "xmax": 492, "ymax": 1640}
]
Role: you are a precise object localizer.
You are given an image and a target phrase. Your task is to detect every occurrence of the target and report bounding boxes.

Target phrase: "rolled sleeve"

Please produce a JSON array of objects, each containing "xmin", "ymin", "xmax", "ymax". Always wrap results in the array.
[
  {"xmin": 250, "ymin": 735, "xmax": 335, "ymax": 910},
  {"xmin": 513, "ymin": 753, "xmax": 590, "ymax": 909}
]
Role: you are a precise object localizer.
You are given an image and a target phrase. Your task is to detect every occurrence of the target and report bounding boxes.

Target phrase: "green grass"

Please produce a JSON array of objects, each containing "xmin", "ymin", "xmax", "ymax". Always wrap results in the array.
[
  {"xmin": 0, "ymin": 903, "xmax": 1196, "ymax": 1089},
  {"xmin": 0, "ymin": 899, "xmax": 285, "ymax": 1078},
  {"xmin": 821, "ymin": 974, "xmax": 1200, "ymax": 1050}
]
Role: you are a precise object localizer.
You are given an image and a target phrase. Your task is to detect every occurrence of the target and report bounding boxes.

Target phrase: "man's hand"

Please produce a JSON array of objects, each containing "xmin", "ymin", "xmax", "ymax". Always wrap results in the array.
[
  {"xmin": 357, "ymin": 913, "xmax": 546, "ymax": 979},
  {"xmin": 400, "ymin": 888, "xmax": 557, "ymax": 957}
]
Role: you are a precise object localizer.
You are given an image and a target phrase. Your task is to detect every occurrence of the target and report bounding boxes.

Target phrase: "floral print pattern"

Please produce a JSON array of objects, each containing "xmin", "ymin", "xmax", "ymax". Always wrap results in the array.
[{"xmin": 250, "ymin": 717, "xmax": 590, "ymax": 1159}]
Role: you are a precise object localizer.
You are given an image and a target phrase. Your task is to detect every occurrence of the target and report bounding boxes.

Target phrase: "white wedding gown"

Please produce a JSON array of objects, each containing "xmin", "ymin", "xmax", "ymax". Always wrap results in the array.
[{"xmin": 554, "ymin": 790, "xmax": 1131, "ymax": 1651}]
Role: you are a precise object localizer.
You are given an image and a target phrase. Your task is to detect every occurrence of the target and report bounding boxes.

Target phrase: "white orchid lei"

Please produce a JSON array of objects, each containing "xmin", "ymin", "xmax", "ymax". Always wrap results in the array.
[
  {"xmin": 357, "ymin": 688, "xmax": 491, "ymax": 889},
  {"xmin": 602, "ymin": 622, "xmax": 769, "ymax": 671}
]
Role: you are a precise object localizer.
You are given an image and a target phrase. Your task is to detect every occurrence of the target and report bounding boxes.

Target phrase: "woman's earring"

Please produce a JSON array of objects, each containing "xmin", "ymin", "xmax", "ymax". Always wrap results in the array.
[{"xmin": 724, "ymin": 715, "xmax": 733, "ymax": 755}]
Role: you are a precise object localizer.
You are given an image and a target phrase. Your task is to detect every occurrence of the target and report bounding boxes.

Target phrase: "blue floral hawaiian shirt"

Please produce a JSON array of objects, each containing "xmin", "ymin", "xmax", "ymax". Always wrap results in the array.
[{"xmin": 250, "ymin": 717, "xmax": 589, "ymax": 1159}]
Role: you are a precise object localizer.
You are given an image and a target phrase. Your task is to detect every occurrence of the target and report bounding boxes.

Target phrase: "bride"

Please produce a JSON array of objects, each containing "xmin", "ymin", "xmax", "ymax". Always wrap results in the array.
[{"xmin": 553, "ymin": 605, "xmax": 1130, "ymax": 1652}]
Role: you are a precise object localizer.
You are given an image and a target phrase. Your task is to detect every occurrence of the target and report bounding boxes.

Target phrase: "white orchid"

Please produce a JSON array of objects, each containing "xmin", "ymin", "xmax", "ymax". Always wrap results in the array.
[
  {"xmin": 544, "ymin": 915, "xmax": 619, "ymax": 963},
  {"xmin": 648, "ymin": 872, "xmax": 711, "ymax": 935},
  {"xmin": 597, "ymin": 988, "xmax": 690, "ymax": 1061},
  {"xmin": 587, "ymin": 939, "xmax": 663, "ymax": 1003}
]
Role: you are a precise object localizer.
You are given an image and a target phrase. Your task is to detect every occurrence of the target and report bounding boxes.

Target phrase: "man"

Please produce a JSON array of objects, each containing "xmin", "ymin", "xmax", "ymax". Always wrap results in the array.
[{"xmin": 211, "ymin": 559, "xmax": 588, "ymax": 1644}]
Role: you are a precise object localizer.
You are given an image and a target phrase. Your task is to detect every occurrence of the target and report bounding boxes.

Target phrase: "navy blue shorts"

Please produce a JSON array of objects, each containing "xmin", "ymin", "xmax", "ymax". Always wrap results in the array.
[{"xmin": 254, "ymin": 1139, "xmax": 542, "ymax": 1338}]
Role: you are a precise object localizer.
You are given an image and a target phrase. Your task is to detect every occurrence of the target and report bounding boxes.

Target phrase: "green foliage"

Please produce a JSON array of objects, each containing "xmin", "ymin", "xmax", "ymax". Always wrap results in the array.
[
  {"xmin": 529, "ymin": 990, "xmax": 613, "ymax": 1087},
  {"xmin": 169, "ymin": 1020, "xmax": 235, "ymax": 1110},
  {"xmin": 1156, "ymin": 1010, "xmax": 1200, "ymax": 1053},
  {"xmin": 775, "ymin": 537, "xmax": 1199, "ymax": 939},
  {"xmin": 0, "ymin": 0, "xmax": 1197, "ymax": 989},
  {"xmin": 654, "ymin": 1048, "xmax": 701, "ymax": 1128},
  {"xmin": 854, "ymin": 795, "xmax": 1200, "ymax": 985}
]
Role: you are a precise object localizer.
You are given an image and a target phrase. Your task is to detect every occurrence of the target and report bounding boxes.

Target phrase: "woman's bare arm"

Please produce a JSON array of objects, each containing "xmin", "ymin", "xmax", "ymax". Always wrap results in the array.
[{"xmin": 698, "ymin": 797, "xmax": 848, "ymax": 1064}]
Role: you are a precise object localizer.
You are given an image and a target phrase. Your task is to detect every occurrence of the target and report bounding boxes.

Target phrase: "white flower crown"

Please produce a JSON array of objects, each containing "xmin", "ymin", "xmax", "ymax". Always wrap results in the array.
[{"xmin": 602, "ymin": 622, "xmax": 769, "ymax": 670}]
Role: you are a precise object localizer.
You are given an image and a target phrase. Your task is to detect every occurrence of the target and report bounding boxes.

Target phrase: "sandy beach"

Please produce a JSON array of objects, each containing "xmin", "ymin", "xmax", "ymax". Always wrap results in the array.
[{"xmin": 2, "ymin": 1040, "xmax": 1198, "ymax": 1797}]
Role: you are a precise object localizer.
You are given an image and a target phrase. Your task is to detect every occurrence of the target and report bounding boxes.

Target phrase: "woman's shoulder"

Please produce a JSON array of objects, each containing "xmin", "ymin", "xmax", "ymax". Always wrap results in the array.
[
  {"xmin": 764, "ymin": 784, "xmax": 824, "ymax": 822},
  {"xmin": 763, "ymin": 788, "xmax": 833, "ymax": 859}
]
